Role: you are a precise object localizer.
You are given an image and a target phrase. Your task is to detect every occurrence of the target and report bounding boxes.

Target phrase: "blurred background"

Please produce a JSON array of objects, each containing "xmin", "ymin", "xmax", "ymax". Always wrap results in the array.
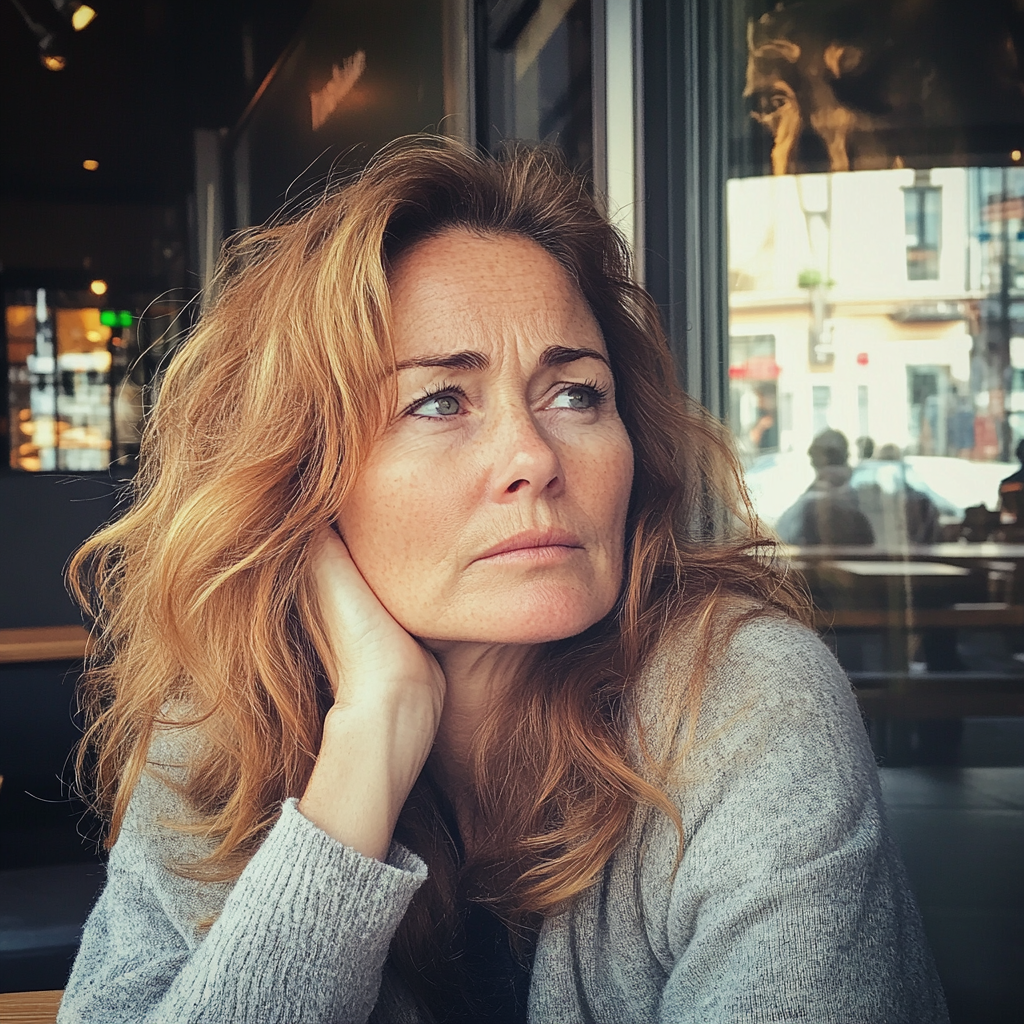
[{"xmin": 1, "ymin": 1, "xmax": 1022, "ymax": 1019}]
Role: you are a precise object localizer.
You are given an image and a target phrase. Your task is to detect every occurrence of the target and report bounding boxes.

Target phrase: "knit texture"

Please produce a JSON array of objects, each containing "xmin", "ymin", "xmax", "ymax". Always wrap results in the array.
[{"xmin": 58, "ymin": 612, "xmax": 948, "ymax": 1023}]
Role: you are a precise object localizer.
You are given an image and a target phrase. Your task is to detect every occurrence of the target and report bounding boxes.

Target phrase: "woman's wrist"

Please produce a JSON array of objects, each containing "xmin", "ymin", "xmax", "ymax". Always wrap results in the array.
[{"xmin": 298, "ymin": 700, "xmax": 430, "ymax": 861}]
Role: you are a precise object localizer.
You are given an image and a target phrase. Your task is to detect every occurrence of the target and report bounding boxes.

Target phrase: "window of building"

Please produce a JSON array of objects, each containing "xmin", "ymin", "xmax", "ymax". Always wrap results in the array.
[
  {"xmin": 476, "ymin": 0, "xmax": 593, "ymax": 174},
  {"xmin": 729, "ymin": 334, "xmax": 779, "ymax": 456},
  {"xmin": 904, "ymin": 182, "xmax": 942, "ymax": 280},
  {"xmin": 811, "ymin": 385, "xmax": 831, "ymax": 436}
]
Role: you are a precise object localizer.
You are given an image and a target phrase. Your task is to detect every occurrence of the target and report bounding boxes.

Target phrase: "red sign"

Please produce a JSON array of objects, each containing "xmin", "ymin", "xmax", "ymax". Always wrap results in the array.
[{"xmin": 728, "ymin": 356, "xmax": 781, "ymax": 380}]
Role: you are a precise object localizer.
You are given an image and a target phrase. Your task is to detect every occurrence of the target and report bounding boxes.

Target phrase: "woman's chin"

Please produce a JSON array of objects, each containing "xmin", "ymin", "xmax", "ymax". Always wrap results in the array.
[{"xmin": 415, "ymin": 589, "xmax": 615, "ymax": 647}]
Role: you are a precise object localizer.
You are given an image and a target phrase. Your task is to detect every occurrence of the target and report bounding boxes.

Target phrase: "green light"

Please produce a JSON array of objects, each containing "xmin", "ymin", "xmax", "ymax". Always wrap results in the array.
[
  {"xmin": 100, "ymin": 309, "xmax": 117, "ymax": 327},
  {"xmin": 117, "ymin": 310, "xmax": 132, "ymax": 328}
]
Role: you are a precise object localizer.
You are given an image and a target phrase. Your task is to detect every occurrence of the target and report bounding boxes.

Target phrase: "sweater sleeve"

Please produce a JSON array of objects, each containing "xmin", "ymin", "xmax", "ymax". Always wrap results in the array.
[
  {"xmin": 648, "ymin": 614, "xmax": 948, "ymax": 1024},
  {"xmin": 57, "ymin": 792, "xmax": 427, "ymax": 1024}
]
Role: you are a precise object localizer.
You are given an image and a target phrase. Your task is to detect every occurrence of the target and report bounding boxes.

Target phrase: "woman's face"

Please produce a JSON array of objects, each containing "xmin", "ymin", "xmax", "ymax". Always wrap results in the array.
[{"xmin": 337, "ymin": 229, "xmax": 634, "ymax": 648}]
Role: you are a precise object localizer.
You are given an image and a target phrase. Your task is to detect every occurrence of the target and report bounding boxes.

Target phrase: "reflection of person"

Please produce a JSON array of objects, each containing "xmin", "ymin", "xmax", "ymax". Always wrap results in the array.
[
  {"xmin": 60, "ymin": 140, "xmax": 944, "ymax": 1022},
  {"xmin": 869, "ymin": 444, "xmax": 941, "ymax": 544},
  {"xmin": 776, "ymin": 429, "xmax": 875, "ymax": 545},
  {"xmin": 745, "ymin": 1, "xmax": 1024, "ymax": 175},
  {"xmin": 998, "ymin": 438, "xmax": 1024, "ymax": 522},
  {"xmin": 749, "ymin": 382, "xmax": 779, "ymax": 451}
]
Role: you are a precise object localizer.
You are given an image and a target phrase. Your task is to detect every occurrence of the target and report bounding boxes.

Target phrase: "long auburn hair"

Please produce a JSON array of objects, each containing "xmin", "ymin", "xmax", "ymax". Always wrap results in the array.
[{"xmin": 72, "ymin": 136, "xmax": 804, "ymax": 1012}]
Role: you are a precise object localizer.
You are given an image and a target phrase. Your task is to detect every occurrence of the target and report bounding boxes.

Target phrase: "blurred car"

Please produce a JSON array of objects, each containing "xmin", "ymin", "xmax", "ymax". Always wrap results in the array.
[
  {"xmin": 742, "ymin": 451, "xmax": 815, "ymax": 527},
  {"xmin": 742, "ymin": 451, "xmax": 1015, "ymax": 533},
  {"xmin": 903, "ymin": 456, "xmax": 1014, "ymax": 515}
]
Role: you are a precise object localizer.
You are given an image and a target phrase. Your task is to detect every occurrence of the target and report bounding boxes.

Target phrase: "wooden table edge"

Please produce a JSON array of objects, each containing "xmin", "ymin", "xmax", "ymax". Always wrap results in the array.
[
  {"xmin": 0, "ymin": 988, "xmax": 64, "ymax": 1024},
  {"xmin": 0, "ymin": 625, "xmax": 90, "ymax": 664}
]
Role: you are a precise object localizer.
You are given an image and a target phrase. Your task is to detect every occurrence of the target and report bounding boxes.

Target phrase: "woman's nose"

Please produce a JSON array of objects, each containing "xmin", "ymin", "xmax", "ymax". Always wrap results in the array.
[{"xmin": 487, "ymin": 405, "xmax": 564, "ymax": 500}]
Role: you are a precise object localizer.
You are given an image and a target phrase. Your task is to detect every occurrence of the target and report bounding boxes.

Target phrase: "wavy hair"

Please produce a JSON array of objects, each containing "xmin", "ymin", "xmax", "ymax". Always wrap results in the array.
[{"xmin": 71, "ymin": 136, "xmax": 805, "ymax": 1014}]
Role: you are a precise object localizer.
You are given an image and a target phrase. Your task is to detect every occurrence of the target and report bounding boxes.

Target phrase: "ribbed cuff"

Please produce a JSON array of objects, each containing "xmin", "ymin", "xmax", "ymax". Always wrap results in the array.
[{"xmin": 165, "ymin": 798, "xmax": 427, "ymax": 1022}]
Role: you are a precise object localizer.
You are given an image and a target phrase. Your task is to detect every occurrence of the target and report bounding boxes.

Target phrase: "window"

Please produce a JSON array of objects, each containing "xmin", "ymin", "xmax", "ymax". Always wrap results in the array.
[
  {"xmin": 5, "ymin": 287, "xmax": 178, "ymax": 472},
  {"xmin": 729, "ymin": 334, "xmax": 779, "ymax": 457},
  {"xmin": 476, "ymin": 0, "xmax": 593, "ymax": 174},
  {"xmin": 904, "ymin": 181, "xmax": 942, "ymax": 280},
  {"xmin": 561, "ymin": 1, "xmax": 1024, "ymax": 1013},
  {"xmin": 811, "ymin": 386, "xmax": 831, "ymax": 436}
]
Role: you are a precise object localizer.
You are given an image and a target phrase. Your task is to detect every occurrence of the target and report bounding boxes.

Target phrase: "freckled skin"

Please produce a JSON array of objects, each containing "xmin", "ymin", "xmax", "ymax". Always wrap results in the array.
[{"xmin": 336, "ymin": 230, "xmax": 635, "ymax": 648}]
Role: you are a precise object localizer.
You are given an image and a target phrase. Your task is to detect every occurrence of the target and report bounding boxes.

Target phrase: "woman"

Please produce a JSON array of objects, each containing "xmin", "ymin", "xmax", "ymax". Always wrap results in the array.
[{"xmin": 60, "ymin": 137, "xmax": 947, "ymax": 1023}]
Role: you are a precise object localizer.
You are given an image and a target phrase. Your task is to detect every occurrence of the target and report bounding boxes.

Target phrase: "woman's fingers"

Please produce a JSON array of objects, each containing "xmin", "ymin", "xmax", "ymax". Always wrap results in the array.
[
  {"xmin": 300, "ymin": 527, "xmax": 447, "ymax": 858},
  {"xmin": 310, "ymin": 526, "xmax": 445, "ymax": 708}
]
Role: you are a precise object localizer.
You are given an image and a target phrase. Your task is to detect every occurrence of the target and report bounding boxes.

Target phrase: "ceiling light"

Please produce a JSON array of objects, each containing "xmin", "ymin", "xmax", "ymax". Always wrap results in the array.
[
  {"xmin": 39, "ymin": 34, "xmax": 67, "ymax": 71},
  {"xmin": 89, "ymin": 279, "xmax": 108, "ymax": 295},
  {"xmin": 69, "ymin": 3, "xmax": 96, "ymax": 31},
  {"xmin": 10, "ymin": 0, "xmax": 70, "ymax": 68},
  {"xmin": 82, "ymin": 159, "xmax": 99, "ymax": 171},
  {"xmin": 50, "ymin": 1, "xmax": 96, "ymax": 32}
]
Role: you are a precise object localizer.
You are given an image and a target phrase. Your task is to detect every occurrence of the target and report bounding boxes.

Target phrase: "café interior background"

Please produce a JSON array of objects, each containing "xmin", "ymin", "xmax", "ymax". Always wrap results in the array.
[{"xmin": 1, "ymin": 1, "xmax": 1022, "ymax": 1020}]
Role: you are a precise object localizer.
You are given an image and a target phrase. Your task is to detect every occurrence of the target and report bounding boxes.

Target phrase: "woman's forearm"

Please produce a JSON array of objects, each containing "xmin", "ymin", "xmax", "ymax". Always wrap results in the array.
[{"xmin": 298, "ymin": 695, "xmax": 437, "ymax": 861}]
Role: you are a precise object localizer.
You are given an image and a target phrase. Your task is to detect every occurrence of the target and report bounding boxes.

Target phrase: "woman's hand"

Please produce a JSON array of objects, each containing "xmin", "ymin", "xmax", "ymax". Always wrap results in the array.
[{"xmin": 298, "ymin": 527, "xmax": 446, "ymax": 861}]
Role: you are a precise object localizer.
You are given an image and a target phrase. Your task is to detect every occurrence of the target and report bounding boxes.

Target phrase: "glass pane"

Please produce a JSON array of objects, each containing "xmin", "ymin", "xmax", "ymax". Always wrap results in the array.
[
  {"xmin": 5, "ymin": 288, "xmax": 157, "ymax": 473},
  {"xmin": 479, "ymin": 0, "xmax": 593, "ymax": 172},
  {"xmin": 724, "ymin": 0, "xmax": 1024, "ymax": 777},
  {"xmin": 728, "ymin": 166, "xmax": 1024, "ymax": 536},
  {"xmin": 652, "ymin": 1, "xmax": 1024, "ymax": 1013}
]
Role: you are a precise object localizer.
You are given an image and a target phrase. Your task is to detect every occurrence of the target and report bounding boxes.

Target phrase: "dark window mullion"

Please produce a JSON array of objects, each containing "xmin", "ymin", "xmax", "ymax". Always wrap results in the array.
[{"xmin": 641, "ymin": 0, "xmax": 730, "ymax": 418}]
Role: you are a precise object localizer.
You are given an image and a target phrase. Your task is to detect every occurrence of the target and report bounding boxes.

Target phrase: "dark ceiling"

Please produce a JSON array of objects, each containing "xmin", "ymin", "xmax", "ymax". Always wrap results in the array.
[{"xmin": 1, "ymin": 0, "xmax": 310, "ymax": 205}]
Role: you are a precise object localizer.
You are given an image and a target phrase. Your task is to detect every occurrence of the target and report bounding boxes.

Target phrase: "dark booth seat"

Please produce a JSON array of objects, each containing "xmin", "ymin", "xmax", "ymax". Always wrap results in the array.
[
  {"xmin": 0, "ymin": 863, "xmax": 105, "ymax": 993},
  {"xmin": 0, "ymin": 629, "xmax": 104, "ymax": 993}
]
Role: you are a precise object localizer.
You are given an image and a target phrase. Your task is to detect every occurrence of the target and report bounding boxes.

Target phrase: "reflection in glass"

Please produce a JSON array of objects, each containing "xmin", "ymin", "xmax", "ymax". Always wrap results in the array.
[
  {"xmin": 740, "ymin": 0, "xmax": 1024, "ymax": 176},
  {"xmin": 727, "ymin": 167, "xmax": 1024, "ymax": 534},
  {"xmin": 5, "ymin": 289, "xmax": 176, "ymax": 472},
  {"xmin": 479, "ymin": 0, "xmax": 593, "ymax": 172}
]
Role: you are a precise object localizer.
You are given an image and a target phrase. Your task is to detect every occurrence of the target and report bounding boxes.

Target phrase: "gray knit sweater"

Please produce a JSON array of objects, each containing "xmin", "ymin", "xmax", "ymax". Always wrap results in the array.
[{"xmin": 58, "ymin": 613, "xmax": 948, "ymax": 1023}]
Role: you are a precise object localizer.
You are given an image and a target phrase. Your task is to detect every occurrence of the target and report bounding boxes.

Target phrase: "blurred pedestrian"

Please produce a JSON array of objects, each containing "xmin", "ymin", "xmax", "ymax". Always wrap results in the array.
[
  {"xmin": 855, "ymin": 436, "xmax": 875, "ymax": 461},
  {"xmin": 998, "ymin": 438, "xmax": 1024, "ymax": 523},
  {"xmin": 776, "ymin": 429, "xmax": 874, "ymax": 545},
  {"xmin": 855, "ymin": 444, "xmax": 940, "ymax": 545}
]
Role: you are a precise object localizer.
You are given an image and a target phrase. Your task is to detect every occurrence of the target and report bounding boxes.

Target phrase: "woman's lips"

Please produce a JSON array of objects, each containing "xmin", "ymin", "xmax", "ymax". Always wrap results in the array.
[{"xmin": 474, "ymin": 529, "xmax": 585, "ymax": 562}]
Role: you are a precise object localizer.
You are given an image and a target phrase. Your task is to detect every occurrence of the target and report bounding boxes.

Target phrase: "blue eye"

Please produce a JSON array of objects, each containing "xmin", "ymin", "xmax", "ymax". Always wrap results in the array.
[
  {"xmin": 550, "ymin": 383, "xmax": 607, "ymax": 410},
  {"xmin": 412, "ymin": 391, "xmax": 462, "ymax": 418}
]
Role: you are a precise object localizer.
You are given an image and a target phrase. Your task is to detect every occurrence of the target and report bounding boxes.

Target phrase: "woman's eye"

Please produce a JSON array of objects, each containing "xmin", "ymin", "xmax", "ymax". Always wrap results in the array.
[
  {"xmin": 413, "ymin": 393, "xmax": 462, "ymax": 418},
  {"xmin": 550, "ymin": 385, "xmax": 604, "ymax": 411}
]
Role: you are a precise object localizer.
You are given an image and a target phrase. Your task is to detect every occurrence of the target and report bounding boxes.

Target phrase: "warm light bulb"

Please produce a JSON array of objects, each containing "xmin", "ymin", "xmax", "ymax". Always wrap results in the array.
[
  {"xmin": 82, "ymin": 159, "xmax": 99, "ymax": 171},
  {"xmin": 42, "ymin": 53, "xmax": 67, "ymax": 71},
  {"xmin": 1013, "ymin": 150, "xmax": 1022, "ymax": 163},
  {"xmin": 71, "ymin": 4, "xmax": 96, "ymax": 31},
  {"xmin": 89, "ymin": 279, "xmax": 108, "ymax": 296}
]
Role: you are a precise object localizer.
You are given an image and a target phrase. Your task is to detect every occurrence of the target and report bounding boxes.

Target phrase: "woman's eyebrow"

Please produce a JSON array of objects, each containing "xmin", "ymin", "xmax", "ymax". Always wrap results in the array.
[
  {"xmin": 540, "ymin": 345, "xmax": 610, "ymax": 368},
  {"xmin": 393, "ymin": 345, "xmax": 609, "ymax": 373},
  {"xmin": 395, "ymin": 350, "xmax": 489, "ymax": 371}
]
